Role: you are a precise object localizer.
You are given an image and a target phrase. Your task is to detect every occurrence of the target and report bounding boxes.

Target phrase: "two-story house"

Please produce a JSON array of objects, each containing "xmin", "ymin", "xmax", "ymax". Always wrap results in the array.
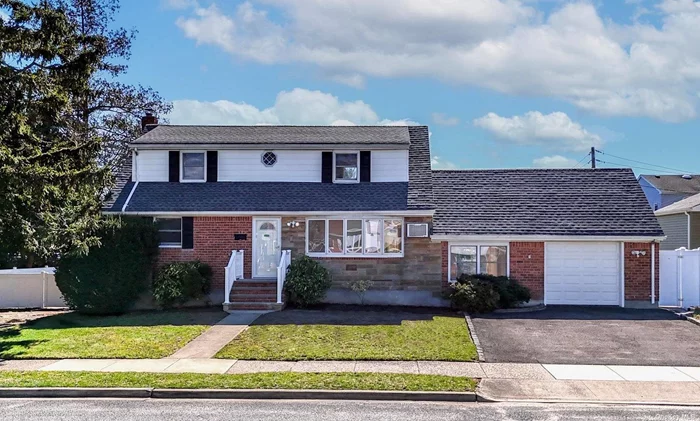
[
  {"xmin": 104, "ymin": 116, "xmax": 665, "ymax": 310},
  {"xmin": 638, "ymin": 174, "xmax": 700, "ymax": 211}
]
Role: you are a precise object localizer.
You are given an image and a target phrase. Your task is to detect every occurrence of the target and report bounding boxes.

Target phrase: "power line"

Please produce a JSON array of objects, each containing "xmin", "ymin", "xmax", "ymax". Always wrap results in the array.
[
  {"xmin": 572, "ymin": 152, "xmax": 591, "ymax": 168},
  {"xmin": 595, "ymin": 159, "xmax": 683, "ymax": 174},
  {"xmin": 596, "ymin": 150, "xmax": 694, "ymax": 174}
]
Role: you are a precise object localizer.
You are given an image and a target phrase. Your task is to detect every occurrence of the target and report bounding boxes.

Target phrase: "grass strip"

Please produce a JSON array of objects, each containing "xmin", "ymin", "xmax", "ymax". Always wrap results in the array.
[
  {"xmin": 216, "ymin": 316, "xmax": 477, "ymax": 361},
  {"xmin": 0, "ymin": 371, "xmax": 477, "ymax": 392}
]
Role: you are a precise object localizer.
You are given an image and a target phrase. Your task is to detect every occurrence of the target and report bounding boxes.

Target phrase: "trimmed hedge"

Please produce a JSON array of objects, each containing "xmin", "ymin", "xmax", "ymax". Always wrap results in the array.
[
  {"xmin": 450, "ymin": 274, "xmax": 531, "ymax": 313},
  {"xmin": 153, "ymin": 261, "xmax": 212, "ymax": 308},
  {"xmin": 283, "ymin": 255, "xmax": 332, "ymax": 307},
  {"xmin": 55, "ymin": 217, "xmax": 159, "ymax": 315}
]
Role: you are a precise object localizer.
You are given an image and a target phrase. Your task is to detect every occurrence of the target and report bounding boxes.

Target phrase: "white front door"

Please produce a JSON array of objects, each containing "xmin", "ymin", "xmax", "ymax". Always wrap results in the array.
[
  {"xmin": 545, "ymin": 242, "xmax": 622, "ymax": 306},
  {"xmin": 253, "ymin": 218, "xmax": 281, "ymax": 278}
]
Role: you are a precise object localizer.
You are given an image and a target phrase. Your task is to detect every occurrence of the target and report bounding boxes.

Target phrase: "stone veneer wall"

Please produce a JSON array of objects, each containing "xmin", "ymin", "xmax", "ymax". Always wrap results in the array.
[{"xmin": 282, "ymin": 216, "xmax": 442, "ymax": 292}]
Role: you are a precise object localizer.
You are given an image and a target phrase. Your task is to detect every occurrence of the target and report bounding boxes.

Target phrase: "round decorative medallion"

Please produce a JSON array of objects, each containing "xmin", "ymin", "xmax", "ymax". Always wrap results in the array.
[{"xmin": 261, "ymin": 151, "xmax": 277, "ymax": 167}]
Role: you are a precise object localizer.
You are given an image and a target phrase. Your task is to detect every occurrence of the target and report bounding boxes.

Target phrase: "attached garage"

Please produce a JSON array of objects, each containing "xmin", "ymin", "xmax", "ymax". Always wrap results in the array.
[{"xmin": 545, "ymin": 242, "xmax": 622, "ymax": 306}]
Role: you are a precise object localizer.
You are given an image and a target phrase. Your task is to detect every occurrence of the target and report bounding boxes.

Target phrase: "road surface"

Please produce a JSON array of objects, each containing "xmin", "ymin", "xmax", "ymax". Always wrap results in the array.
[{"xmin": 1, "ymin": 399, "xmax": 699, "ymax": 420}]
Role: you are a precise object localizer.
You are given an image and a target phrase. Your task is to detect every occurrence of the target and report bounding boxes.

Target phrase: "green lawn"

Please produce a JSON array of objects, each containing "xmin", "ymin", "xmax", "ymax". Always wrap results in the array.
[
  {"xmin": 0, "ymin": 310, "xmax": 226, "ymax": 359},
  {"xmin": 215, "ymin": 314, "xmax": 477, "ymax": 361},
  {"xmin": 0, "ymin": 371, "xmax": 477, "ymax": 392}
]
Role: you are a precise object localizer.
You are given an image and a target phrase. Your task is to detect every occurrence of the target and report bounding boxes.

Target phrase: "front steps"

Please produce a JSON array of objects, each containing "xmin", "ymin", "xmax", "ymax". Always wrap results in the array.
[{"xmin": 223, "ymin": 279, "xmax": 284, "ymax": 312}]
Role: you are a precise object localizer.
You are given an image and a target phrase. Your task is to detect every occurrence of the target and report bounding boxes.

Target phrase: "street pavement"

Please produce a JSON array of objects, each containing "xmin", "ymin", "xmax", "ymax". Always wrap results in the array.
[{"xmin": 1, "ymin": 399, "xmax": 700, "ymax": 420}]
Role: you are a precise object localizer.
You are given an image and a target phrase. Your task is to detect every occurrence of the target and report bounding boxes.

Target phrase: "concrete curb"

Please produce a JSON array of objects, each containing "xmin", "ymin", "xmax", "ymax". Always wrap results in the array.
[
  {"xmin": 0, "ymin": 387, "xmax": 477, "ymax": 402},
  {"xmin": 463, "ymin": 314, "xmax": 485, "ymax": 362}
]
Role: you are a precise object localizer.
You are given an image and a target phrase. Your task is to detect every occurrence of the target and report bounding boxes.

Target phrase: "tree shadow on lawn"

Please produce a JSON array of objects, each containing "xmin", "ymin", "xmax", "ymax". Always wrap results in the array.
[
  {"xmin": 8, "ymin": 307, "xmax": 228, "ymax": 330},
  {"xmin": 252, "ymin": 304, "xmax": 464, "ymax": 326},
  {"xmin": 0, "ymin": 328, "xmax": 48, "ymax": 359}
]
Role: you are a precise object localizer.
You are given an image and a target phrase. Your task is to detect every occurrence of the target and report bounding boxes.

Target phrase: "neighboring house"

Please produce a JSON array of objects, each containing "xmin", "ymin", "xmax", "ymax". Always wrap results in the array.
[
  {"xmin": 104, "ymin": 117, "xmax": 664, "ymax": 310},
  {"xmin": 654, "ymin": 193, "xmax": 700, "ymax": 251},
  {"xmin": 638, "ymin": 174, "xmax": 700, "ymax": 211}
]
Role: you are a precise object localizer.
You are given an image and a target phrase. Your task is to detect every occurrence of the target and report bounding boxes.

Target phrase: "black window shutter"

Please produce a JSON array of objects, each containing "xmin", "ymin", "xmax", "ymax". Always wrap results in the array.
[
  {"xmin": 206, "ymin": 151, "xmax": 218, "ymax": 182},
  {"xmin": 182, "ymin": 217, "xmax": 194, "ymax": 249},
  {"xmin": 360, "ymin": 151, "xmax": 371, "ymax": 182},
  {"xmin": 321, "ymin": 152, "xmax": 333, "ymax": 183},
  {"xmin": 168, "ymin": 151, "xmax": 179, "ymax": 182}
]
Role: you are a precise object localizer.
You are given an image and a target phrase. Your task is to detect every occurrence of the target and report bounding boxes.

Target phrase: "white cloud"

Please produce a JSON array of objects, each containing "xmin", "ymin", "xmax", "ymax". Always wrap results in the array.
[
  {"xmin": 473, "ymin": 111, "xmax": 604, "ymax": 152},
  {"xmin": 532, "ymin": 155, "xmax": 581, "ymax": 168},
  {"xmin": 431, "ymin": 156, "xmax": 459, "ymax": 170},
  {"xmin": 172, "ymin": 1, "xmax": 700, "ymax": 122},
  {"xmin": 162, "ymin": 0, "xmax": 198, "ymax": 10},
  {"xmin": 432, "ymin": 113, "xmax": 460, "ymax": 126},
  {"xmin": 168, "ymin": 88, "xmax": 414, "ymax": 126}
]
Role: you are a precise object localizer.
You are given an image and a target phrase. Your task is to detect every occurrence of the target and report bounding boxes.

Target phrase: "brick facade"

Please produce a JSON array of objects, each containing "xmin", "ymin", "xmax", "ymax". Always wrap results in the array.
[
  {"xmin": 624, "ymin": 242, "xmax": 659, "ymax": 302},
  {"xmin": 158, "ymin": 217, "xmax": 253, "ymax": 289},
  {"xmin": 159, "ymin": 216, "xmax": 442, "ymax": 293},
  {"xmin": 509, "ymin": 242, "xmax": 545, "ymax": 300}
]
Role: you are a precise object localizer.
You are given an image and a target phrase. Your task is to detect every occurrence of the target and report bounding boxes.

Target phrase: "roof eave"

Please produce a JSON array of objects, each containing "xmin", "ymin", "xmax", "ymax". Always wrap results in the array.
[
  {"xmin": 129, "ymin": 143, "xmax": 409, "ymax": 150},
  {"xmin": 431, "ymin": 234, "xmax": 667, "ymax": 242}
]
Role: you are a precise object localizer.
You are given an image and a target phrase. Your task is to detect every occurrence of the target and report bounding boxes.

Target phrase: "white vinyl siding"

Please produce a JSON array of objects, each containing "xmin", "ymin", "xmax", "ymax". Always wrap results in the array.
[
  {"xmin": 371, "ymin": 150, "xmax": 409, "ymax": 182},
  {"xmin": 219, "ymin": 150, "xmax": 321, "ymax": 182},
  {"xmin": 135, "ymin": 150, "xmax": 168, "ymax": 182},
  {"xmin": 545, "ymin": 242, "xmax": 622, "ymax": 306}
]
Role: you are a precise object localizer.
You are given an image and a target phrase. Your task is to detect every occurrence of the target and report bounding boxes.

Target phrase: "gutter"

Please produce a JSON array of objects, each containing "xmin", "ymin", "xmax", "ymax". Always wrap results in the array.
[
  {"xmin": 104, "ymin": 209, "xmax": 435, "ymax": 217},
  {"xmin": 121, "ymin": 181, "xmax": 139, "ymax": 213},
  {"xmin": 430, "ymin": 234, "xmax": 667, "ymax": 242}
]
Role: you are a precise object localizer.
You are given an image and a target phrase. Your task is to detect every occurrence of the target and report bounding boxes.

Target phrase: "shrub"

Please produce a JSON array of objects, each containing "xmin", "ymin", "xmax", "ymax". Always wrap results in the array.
[
  {"xmin": 153, "ymin": 261, "xmax": 212, "ymax": 308},
  {"xmin": 55, "ymin": 217, "xmax": 159, "ymax": 315},
  {"xmin": 450, "ymin": 274, "xmax": 531, "ymax": 313},
  {"xmin": 284, "ymin": 255, "xmax": 332, "ymax": 307},
  {"xmin": 348, "ymin": 279, "xmax": 374, "ymax": 305},
  {"xmin": 450, "ymin": 279, "xmax": 501, "ymax": 313}
]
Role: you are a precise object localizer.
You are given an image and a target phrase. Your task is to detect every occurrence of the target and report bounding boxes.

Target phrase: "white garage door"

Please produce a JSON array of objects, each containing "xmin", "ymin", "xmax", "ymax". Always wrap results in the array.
[{"xmin": 545, "ymin": 242, "xmax": 622, "ymax": 306}]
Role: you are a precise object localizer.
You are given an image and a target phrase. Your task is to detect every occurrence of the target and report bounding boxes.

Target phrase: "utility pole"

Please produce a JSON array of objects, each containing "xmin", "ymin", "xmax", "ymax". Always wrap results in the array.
[{"xmin": 591, "ymin": 147, "xmax": 596, "ymax": 169}]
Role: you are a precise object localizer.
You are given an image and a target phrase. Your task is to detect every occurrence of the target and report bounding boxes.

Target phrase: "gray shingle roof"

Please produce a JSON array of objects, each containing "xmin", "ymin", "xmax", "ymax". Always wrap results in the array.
[
  {"xmin": 655, "ymin": 192, "xmax": 700, "ymax": 216},
  {"xmin": 407, "ymin": 126, "xmax": 433, "ymax": 210},
  {"xmin": 102, "ymin": 158, "xmax": 133, "ymax": 211},
  {"xmin": 132, "ymin": 125, "xmax": 411, "ymax": 145},
  {"xmin": 432, "ymin": 168, "xmax": 664, "ymax": 237},
  {"xmin": 640, "ymin": 174, "xmax": 700, "ymax": 194},
  {"xmin": 105, "ymin": 182, "xmax": 409, "ymax": 213}
]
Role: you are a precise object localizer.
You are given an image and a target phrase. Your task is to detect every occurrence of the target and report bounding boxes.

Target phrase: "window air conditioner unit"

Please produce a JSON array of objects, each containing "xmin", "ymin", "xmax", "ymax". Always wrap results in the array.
[{"xmin": 406, "ymin": 223, "xmax": 429, "ymax": 238}]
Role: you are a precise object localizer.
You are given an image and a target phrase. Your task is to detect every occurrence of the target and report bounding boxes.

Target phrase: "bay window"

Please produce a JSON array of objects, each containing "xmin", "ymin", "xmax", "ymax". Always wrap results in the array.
[
  {"xmin": 306, "ymin": 218, "xmax": 404, "ymax": 257},
  {"xmin": 449, "ymin": 244, "xmax": 508, "ymax": 281}
]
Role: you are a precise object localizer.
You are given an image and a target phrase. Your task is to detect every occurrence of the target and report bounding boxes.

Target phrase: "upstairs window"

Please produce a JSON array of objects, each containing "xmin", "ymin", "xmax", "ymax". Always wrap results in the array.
[
  {"xmin": 181, "ymin": 152, "xmax": 205, "ymax": 182},
  {"xmin": 334, "ymin": 152, "xmax": 359, "ymax": 183},
  {"xmin": 155, "ymin": 217, "xmax": 182, "ymax": 248}
]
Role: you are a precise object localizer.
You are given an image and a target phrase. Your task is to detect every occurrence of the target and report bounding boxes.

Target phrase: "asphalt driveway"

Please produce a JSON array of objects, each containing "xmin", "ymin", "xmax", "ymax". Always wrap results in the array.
[{"xmin": 470, "ymin": 306, "xmax": 700, "ymax": 366}]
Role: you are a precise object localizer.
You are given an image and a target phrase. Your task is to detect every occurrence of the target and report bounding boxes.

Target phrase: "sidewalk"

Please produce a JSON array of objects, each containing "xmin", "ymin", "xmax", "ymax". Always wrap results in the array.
[{"xmin": 3, "ymin": 358, "xmax": 700, "ymax": 381}]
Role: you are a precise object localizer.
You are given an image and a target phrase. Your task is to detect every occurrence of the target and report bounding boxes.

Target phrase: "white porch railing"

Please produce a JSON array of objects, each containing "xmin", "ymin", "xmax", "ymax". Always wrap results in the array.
[
  {"xmin": 224, "ymin": 250, "xmax": 245, "ymax": 305},
  {"xmin": 277, "ymin": 250, "xmax": 292, "ymax": 304}
]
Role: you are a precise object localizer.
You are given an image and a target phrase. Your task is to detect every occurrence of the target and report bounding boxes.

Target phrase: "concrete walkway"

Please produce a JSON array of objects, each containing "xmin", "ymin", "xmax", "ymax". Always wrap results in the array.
[{"xmin": 168, "ymin": 312, "xmax": 264, "ymax": 359}]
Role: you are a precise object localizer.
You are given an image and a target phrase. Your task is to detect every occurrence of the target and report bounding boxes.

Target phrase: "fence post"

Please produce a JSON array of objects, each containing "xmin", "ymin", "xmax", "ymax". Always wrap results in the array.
[
  {"xmin": 41, "ymin": 271, "xmax": 47, "ymax": 309},
  {"xmin": 678, "ymin": 248, "xmax": 684, "ymax": 308}
]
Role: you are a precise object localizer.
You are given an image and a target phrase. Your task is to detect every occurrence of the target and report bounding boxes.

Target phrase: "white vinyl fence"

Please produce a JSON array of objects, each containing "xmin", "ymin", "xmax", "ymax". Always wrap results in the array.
[
  {"xmin": 659, "ymin": 248, "xmax": 700, "ymax": 308},
  {"xmin": 0, "ymin": 267, "xmax": 67, "ymax": 309}
]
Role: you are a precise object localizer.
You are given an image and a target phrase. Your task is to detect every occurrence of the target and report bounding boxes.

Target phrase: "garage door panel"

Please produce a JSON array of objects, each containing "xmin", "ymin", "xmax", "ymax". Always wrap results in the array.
[{"xmin": 545, "ymin": 242, "xmax": 621, "ymax": 306}]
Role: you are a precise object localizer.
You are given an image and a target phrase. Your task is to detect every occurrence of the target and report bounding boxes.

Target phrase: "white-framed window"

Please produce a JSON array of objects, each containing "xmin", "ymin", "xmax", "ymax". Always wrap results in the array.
[
  {"xmin": 261, "ymin": 151, "xmax": 277, "ymax": 167},
  {"xmin": 449, "ymin": 244, "xmax": 509, "ymax": 281},
  {"xmin": 181, "ymin": 151, "xmax": 206, "ymax": 182},
  {"xmin": 333, "ymin": 152, "xmax": 359, "ymax": 183},
  {"xmin": 306, "ymin": 218, "xmax": 404, "ymax": 257},
  {"xmin": 155, "ymin": 217, "xmax": 182, "ymax": 248}
]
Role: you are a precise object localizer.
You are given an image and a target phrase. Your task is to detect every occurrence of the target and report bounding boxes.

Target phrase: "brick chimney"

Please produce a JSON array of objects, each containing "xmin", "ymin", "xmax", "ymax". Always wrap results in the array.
[{"xmin": 141, "ymin": 110, "xmax": 158, "ymax": 133}]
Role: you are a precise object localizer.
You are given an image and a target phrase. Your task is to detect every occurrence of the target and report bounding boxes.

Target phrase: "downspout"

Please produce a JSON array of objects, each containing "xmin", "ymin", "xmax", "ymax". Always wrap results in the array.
[
  {"xmin": 651, "ymin": 242, "xmax": 655, "ymax": 305},
  {"xmin": 686, "ymin": 211, "xmax": 691, "ymax": 249}
]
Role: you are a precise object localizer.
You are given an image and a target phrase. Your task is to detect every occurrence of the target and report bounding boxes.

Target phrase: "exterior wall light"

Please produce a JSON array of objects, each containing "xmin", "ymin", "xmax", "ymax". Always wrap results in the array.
[
  {"xmin": 631, "ymin": 250, "xmax": 647, "ymax": 258},
  {"xmin": 286, "ymin": 220, "xmax": 300, "ymax": 228}
]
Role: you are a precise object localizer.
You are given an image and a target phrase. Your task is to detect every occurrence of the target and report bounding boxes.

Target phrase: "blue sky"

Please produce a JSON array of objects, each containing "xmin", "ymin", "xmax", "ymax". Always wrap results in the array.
[{"xmin": 111, "ymin": 0, "xmax": 700, "ymax": 173}]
